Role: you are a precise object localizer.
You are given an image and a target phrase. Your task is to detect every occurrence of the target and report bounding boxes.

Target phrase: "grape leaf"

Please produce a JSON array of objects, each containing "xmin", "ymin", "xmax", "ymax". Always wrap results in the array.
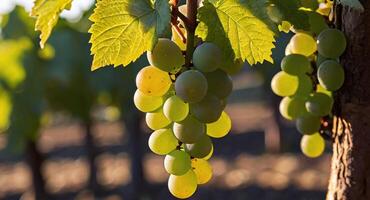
[
  {"xmin": 338, "ymin": 0, "xmax": 364, "ymax": 12},
  {"xmin": 89, "ymin": 0, "xmax": 171, "ymax": 70},
  {"xmin": 269, "ymin": 0, "xmax": 310, "ymax": 30},
  {"xmin": 31, "ymin": 0, "xmax": 73, "ymax": 48},
  {"xmin": 196, "ymin": 0, "xmax": 276, "ymax": 65}
]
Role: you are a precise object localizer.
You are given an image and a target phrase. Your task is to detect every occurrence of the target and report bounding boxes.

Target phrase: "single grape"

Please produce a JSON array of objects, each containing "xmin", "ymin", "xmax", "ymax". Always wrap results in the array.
[
  {"xmin": 279, "ymin": 96, "xmax": 307, "ymax": 120},
  {"xmin": 307, "ymin": 11, "xmax": 328, "ymax": 35},
  {"xmin": 146, "ymin": 108, "xmax": 172, "ymax": 130},
  {"xmin": 185, "ymin": 134, "xmax": 213, "ymax": 158},
  {"xmin": 300, "ymin": 133, "xmax": 325, "ymax": 158},
  {"xmin": 147, "ymin": 38, "xmax": 184, "ymax": 73},
  {"xmin": 296, "ymin": 115, "xmax": 321, "ymax": 135},
  {"xmin": 317, "ymin": 28, "xmax": 347, "ymax": 58},
  {"xmin": 136, "ymin": 66, "xmax": 172, "ymax": 97},
  {"xmin": 164, "ymin": 150, "xmax": 191, "ymax": 176},
  {"xmin": 266, "ymin": 4, "xmax": 283, "ymax": 23},
  {"xmin": 173, "ymin": 115, "xmax": 205, "ymax": 144},
  {"xmin": 290, "ymin": 33, "xmax": 317, "ymax": 56},
  {"xmin": 203, "ymin": 69, "xmax": 233, "ymax": 99},
  {"xmin": 193, "ymin": 43, "xmax": 222, "ymax": 72},
  {"xmin": 206, "ymin": 111, "xmax": 231, "ymax": 138},
  {"xmin": 191, "ymin": 158, "xmax": 213, "ymax": 184},
  {"xmin": 190, "ymin": 94, "xmax": 223, "ymax": 123},
  {"xmin": 148, "ymin": 129, "xmax": 178, "ymax": 155},
  {"xmin": 281, "ymin": 54, "xmax": 311, "ymax": 75},
  {"xmin": 271, "ymin": 71, "xmax": 299, "ymax": 97},
  {"xmin": 305, "ymin": 92, "xmax": 333, "ymax": 116},
  {"xmin": 318, "ymin": 60, "xmax": 345, "ymax": 91},
  {"xmin": 163, "ymin": 95, "xmax": 189, "ymax": 122},
  {"xmin": 203, "ymin": 144, "xmax": 213, "ymax": 160},
  {"xmin": 133, "ymin": 89, "xmax": 163, "ymax": 112},
  {"xmin": 220, "ymin": 59, "xmax": 244, "ymax": 75},
  {"xmin": 168, "ymin": 169, "xmax": 197, "ymax": 199},
  {"xmin": 295, "ymin": 74, "xmax": 313, "ymax": 97},
  {"xmin": 175, "ymin": 70, "xmax": 208, "ymax": 103}
]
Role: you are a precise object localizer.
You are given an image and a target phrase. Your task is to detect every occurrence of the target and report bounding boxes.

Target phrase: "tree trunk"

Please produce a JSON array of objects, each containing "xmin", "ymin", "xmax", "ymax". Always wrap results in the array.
[
  {"xmin": 84, "ymin": 121, "xmax": 101, "ymax": 195},
  {"xmin": 327, "ymin": 2, "xmax": 370, "ymax": 200}
]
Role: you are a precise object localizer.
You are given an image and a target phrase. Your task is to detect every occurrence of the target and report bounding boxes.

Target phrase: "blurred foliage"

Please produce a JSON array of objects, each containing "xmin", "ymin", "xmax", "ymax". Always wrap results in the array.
[{"xmin": 0, "ymin": 6, "xmax": 146, "ymax": 153}]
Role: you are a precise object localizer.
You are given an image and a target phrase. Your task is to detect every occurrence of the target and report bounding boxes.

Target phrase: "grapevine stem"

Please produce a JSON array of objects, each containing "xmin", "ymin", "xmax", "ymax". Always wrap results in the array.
[
  {"xmin": 171, "ymin": 22, "xmax": 187, "ymax": 43},
  {"xmin": 185, "ymin": 0, "xmax": 197, "ymax": 67}
]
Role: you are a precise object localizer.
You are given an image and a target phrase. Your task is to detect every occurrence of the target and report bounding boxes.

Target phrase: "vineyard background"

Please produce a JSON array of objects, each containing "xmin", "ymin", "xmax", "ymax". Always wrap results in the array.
[{"xmin": 0, "ymin": 1, "xmax": 333, "ymax": 200}]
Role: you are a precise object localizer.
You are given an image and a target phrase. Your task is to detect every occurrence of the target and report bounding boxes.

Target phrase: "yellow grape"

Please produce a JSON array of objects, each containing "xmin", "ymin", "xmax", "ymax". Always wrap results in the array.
[
  {"xmin": 191, "ymin": 158, "xmax": 213, "ymax": 184},
  {"xmin": 290, "ymin": 33, "xmax": 317, "ymax": 56},
  {"xmin": 148, "ymin": 129, "xmax": 178, "ymax": 155},
  {"xmin": 133, "ymin": 89, "xmax": 163, "ymax": 112},
  {"xmin": 168, "ymin": 169, "xmax": 197, "ymax": 199},
  {"xmin": 145, "ymin": 108, "xmax": 172, "ymax": 130},
  {"xmin": 163, "ymin": 95, "xmax": 189, "ymax": 122},
  {"xmin": 271, "ymin": 71, "xmax": 299, "ymax": 97},
  {"xmin": 300, "ymin": 133, "xmax": 325, "ymax": 158},
  {"xmin": 136, "ymin": 66, "xmax": 171, "ymax": 97},
  {"xmin": 206, "ymin": 111, "xmax": 231, "ymax": 138}
]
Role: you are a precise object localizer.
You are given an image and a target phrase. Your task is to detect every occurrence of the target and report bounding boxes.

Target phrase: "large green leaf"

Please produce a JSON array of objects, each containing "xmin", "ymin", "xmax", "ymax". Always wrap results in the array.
[
  {"xmin": 196, "ymin": 0, "xmax": 276, "ymax": 65},
  {"xmin": 89, "ymin": 0, "xmax": 171, "ymax": 70}
]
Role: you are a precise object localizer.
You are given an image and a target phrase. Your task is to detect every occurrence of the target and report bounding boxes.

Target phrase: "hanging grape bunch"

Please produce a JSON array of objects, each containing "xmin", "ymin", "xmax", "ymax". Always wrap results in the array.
[
  {"xmin": 271, "ymin": 5, "xmax": 347, "ymax": 158},
  {"xmin": 133, "ymin": 6, "xmax": 234, "ymax": 198}
]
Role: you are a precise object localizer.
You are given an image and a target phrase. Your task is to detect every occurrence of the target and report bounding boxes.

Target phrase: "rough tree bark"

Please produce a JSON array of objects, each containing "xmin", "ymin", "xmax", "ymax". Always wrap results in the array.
[{"xmin": 327, "ymin": 2, "xmax": 370, "ymax": 200}]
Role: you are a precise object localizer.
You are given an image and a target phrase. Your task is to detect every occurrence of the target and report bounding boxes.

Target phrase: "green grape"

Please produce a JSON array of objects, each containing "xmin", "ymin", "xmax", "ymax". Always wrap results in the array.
[
  {"xmin": 193, "ymin": 43, "xmax": 222, "ymax": 72},
  {"xmin": 203, "ymin": 144, "xmax": 213, "ymax": 160},
  {"xmin": 185, "ymin": 134, "xmax": 213, "ymax": 158},
  {"xmin": 173, "ymin": 116, "xmax": 205, "ymax": 144},
  {"xmin": 295, "ymin": 75, "xmax": 313, "ymax": 97},
  {"xmin": 271, "ymin": 71, "xmax": 299, "ymax": 97},
  {"xmin": 300, "ymin": 0, "xmax": 319, "ymax": 11},
  {"xmin": 145, "ymin": 108, "xmax": 172, "ymax": 130},
  {"xmin": 163, "ymin": 95, "xmax": 189, "ymax": 122},
  {"xmin": 147, "ymin": 38, "xmax": 184, "ymax": 73},
  {"xmin": 0, "ymin": 90, "xmax": 11, "ymax": 130},
  {"xmin": 281, "ymin": 54, "xmax": 312, "ymax": 75},
  {"xmin": 300, "ymin": 133, "xmax": 325, "ymax": 158},
  {"xmin": 190, "ymin": 94, "xmax": 223, "ymax": 123},
  {"xmin": 307, "ymin": 12, "xmax": 328, "ymax": 35},
  {"xmin": 168, "ymin": 169, "xmax": 197, "ymax": 199},
  {"xmin": 296, "ymin": 115, "xmax": 321, "ymax": 135},
  {"xmin": 136, "ymin": 66, "xmax": 172, "ymax": 97},
  {"xmin": 279, "ymin": 96, "xmax": 307, "ymax": 120},
  {"xmin": 203, "ymin": 69, "xmax": 233, "ymax": 99},
  {"xmin": 133, "ymin": 89, "xmax": 163, "ymax": 112},
  {"xmin": 290, "ymin": 33, "xmax": 317, "ymax": 56},
  {"xmin": 148, "ymin": 129, "xmax": 178, "ymax": 155},
  {"xmin": 220, "ymin": 59, "xmax": 244, "ymax": 75},
  {"xmin": 318, "ymin": 60, "xmax": 345, "ymax": 91},
  {"xmin": 305, "ymin": 92, "xmax": 333, "ymax": 116},
  {"xmin": 317, "ymin": 28, "xmax": 347, "ymax": 58},
  {"xmin": 206, "ymin": 111, "xmax": 231, "ymax": 138},
  {"xmin": 164, "ymin": 150, "xmax": 191, "ymax": 176},
  {"xmin": 266, "ymin": 4, "xmax": 283, "ymax": 24},
  {"xmin": 191, "ymin": 158, "xmax": 213, "ymax": 184},
  {"xmin": 175, "ymin": 70, "xmax": 208, "ymax": 103}
]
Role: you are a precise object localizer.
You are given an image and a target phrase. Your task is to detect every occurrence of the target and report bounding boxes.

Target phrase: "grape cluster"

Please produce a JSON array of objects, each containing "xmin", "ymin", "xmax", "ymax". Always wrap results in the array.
[
  {"xmin": 272, "ymin": 13, "xmax": 347, "ymax": 158},
  {"xmin": 134, "ymin": 38, "xmax": 233, "ymax": 198}
]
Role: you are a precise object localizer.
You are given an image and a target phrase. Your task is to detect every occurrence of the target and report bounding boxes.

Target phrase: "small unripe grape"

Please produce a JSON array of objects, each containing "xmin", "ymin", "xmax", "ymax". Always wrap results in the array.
[
  {"xmin": 173, "ymin": 116, "xmax": 205, "ymax": 144},
  {"xmin": 281, "ymin": 54, "xmax": 312, "ymax": 75},
  {"xmin": 317, "ymin": 28, "xmax": 347, "ymax": 58},
  {"xmin": 146, "ymin": 108, "xmax": 172, "ymax": 130},
  {"xmin": 317, "ymin": 60, "xmax": 345, "ymax": 91},
  {"xmin": 133, "ymin": 89, "xmax": 163, "ymax": 112},
  {"xmin": 279, "ymin": 96, "xmax": 307, "ymax": 120},
  {"xmin": 300, "ymin": 133, "xmax": 325, "ymax": 158},
  {"xmin": 164, "ymin": 150, "xmax": 191, "ymax": 176},
  {"xmin": 185, "ymin": 134, "xmax": 213, "ymax": 158},
  {"xmin": 190, "ymin": 94, "xmax": 223, "ymax": 123},
  {"xmin": 175, "ymin": 70, "xmax": 208, "ymax": 103},
  {"xmin": 191, "ymin": 158, "xmax": 213, "ymax": 184},
  {"xmin": 147, "ymin": 38, "xmax": 184, "ymax": 73},
  {"xmin": 206, "ymin": 112, "xmax": 231, "ymax": 138},
  {"xmin": 203, "ymin": 69, "xmax": 233, "ymax": 99},
  {"xmin": 168, "ymin": 170, "xmax": 197, "ymax": 199},
  {"xmin": 271, "ymin": 71, "xmax": 299, "ymax": 97},
  {"xmin": 193, "ymin": 43, "xmax": 222, "ymax": 72},
  {"xmin": 149, "ymin": 129, "xmax": 178, "ymax": 155},
  {"xmin": 136, "ymin": 66, "xmax": 171, "ymax": 97},
  {"xmin": 296, "ymin": 115, "xmax": 321, "ymax": 135},
  {"xmin": 163, "ymin": 95, "xmax": 189, "ymax": 122},
  {"xmin": 290, "ymin": 33, "xmax": 317, "ymax": 56},
  {"xmin": 305, "ymin": 92, "xmax": 333, "ymax": 116}
]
